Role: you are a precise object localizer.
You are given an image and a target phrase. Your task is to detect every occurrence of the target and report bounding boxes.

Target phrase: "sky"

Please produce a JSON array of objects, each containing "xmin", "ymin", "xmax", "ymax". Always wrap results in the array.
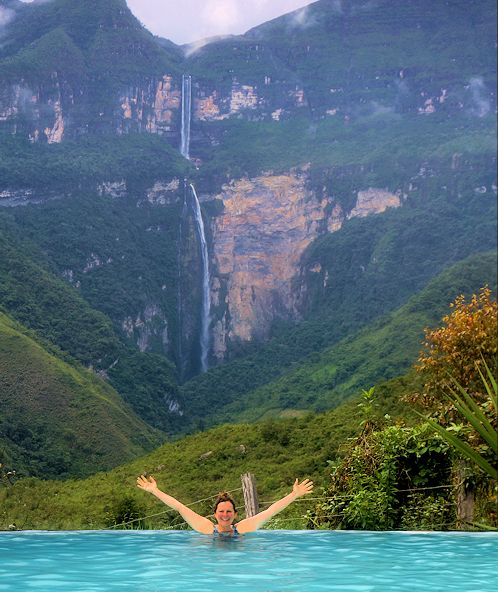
[{"xmin": 125, "ymin": 0, "xmax": 315, "ymax": 45}]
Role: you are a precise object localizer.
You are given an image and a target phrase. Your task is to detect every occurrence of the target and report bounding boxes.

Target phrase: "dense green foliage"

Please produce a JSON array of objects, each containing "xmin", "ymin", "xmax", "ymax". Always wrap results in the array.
[
  {"xmin": 193, "ymin": 115, "xmax": 496, "ymax": 191},
  {"xmin": 0, "ymin": 375, "xmax": 417, "ymax": 530},
  {"xmin": 426, "ymin": 365, "xmax": 498, "ymax": 481},
  {"xmin": 0, "ymin": 311, "xmax": 162, "ymax": 479},
  {"xmin": 0, "ymin": 222, "xmax": 121, "ymax": 368},
  {"xmin": 311, "ymin": 294, "xmax": 498, "ymax": 531},
  {"xmin": 310, "ymin": 420, "xmax": 456, "ymax": 530},
  {"xmin": 0, "ymin": 133, "xmax": 190, "ymax": 189},
  {"xmin": 0, "ymin": 0, "xmax": 183, "ymax": 84}
]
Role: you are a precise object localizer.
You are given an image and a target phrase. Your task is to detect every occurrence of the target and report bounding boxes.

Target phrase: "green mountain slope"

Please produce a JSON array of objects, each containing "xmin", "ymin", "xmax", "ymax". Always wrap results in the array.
[
  {"xmin": 0, "ymin": 0, "xmax": 181, "ymax": 73},
  {"xmin": 181, "ymin": 251, "xmax": 497, "ymax": 426},
  {"xmin": 0, "ymin": 223, "xmax": 184, "ymax": 433},
  {"xmin": 0, "ymin": 373, "xmax": 417, "ymax": 530},
  {"xmin": 246, "ymin": 0, "xmax": 496, "ymax": 109},
  {"xmin": 0, "ymin": 133, "xmax": 190, "ymax": 190},
  {"xmin": 0, "ymin": 0, "xmax": 183, "ymax": 136},
  {"xmin": 0, "ymin": 311, "xmax": 162, "ymax": 479}
]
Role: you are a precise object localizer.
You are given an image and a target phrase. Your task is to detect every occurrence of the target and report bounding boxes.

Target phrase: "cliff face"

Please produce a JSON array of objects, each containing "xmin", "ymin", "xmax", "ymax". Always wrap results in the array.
[
  {"xmin": 119, "ymin": 76, "xmax": 181, "ymax": 135},
  {"xmin": 209, "ymin": 172, "xmax": 401, "ymax": 360},
  {"xmin": 0, "ymin": 78, "xmax": 67, "ymax": 143},
  {"xmin": 0, "ymin": 74, "xmax": 308, "ymax": 140}
]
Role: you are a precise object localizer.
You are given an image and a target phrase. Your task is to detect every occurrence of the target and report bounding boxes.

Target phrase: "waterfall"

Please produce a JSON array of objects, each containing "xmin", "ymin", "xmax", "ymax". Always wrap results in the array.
[
  {"xmin": 180, "ymin": 74, "xmax": 191, "ymax": 159},
  {"xmin": 179, "ymin": 75, "xmax": 210, "ymax": 372},
  {"xmin": 190, "ymin": 183, "xmax": 211, "ymax": 372},
  {"xmin": 176, "ymin": 192, "xmax": 188, "ymax": 381}
]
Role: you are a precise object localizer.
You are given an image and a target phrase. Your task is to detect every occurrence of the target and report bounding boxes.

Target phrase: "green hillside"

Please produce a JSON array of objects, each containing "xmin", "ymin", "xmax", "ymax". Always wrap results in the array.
[
  {"xmin": 0, "ymin": 223, "xmax": 184, "ymax": 433},
  {"xmin": 0, "ymin": 311, "xmax": 162, "ymax": 479},
  {"xmin": 189, "ymin": 0, "xmax": 496, "ymax": 186},
  {"xmin": 213, "ymin": 251, "xmax": 497, "ymax": 423},
  {"xmin": 0, "ymin": 0, "xmax": 182, "ymax": 78},
  {"xmin": 0, "ymin": 133, "xmax": 190, "ymax": 190},
  {"xmin": 0, "ymin": 373, "xmax": 417, "ymax": 530},
  {"xmin": 194, "ymin": 110, "xmax": 496, "ymax": 191}
]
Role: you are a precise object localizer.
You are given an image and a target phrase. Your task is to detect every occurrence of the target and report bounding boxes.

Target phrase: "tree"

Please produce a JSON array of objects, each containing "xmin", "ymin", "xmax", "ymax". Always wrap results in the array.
[{"xmin": 411, "ymin": 286, "xmax": 497, "ymax": 417}]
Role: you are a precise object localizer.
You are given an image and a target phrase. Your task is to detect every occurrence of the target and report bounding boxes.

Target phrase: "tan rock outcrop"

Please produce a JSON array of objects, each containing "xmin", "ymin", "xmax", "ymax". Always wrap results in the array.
[
  {"xmin": 210, "ymin": 173, "xmax": 332, "ymax": 358},
  {"xmin": 195, "ymin": 93, "xmax": 223, "ymax": 121},
  {"xmin": 230, "ymin": 83, "xmax": 258, "ymax": 113},
  {"xmin": 209, "ymin": 177, "xmax": 402, "ymax": 360},
  {"xmin": 119, "ymin": 76, "xmax": 180, "ymax": 133},
  {"xmin": 148, "ymin": 75, "xmax": 180, "ymax": 131},
  {"xmin": 44, "ymin": 99, "xmax": 64, "ymax": 143},
  {"xmin": 347, "ymin": 188, "xmax": 401, "ymax": 219}
]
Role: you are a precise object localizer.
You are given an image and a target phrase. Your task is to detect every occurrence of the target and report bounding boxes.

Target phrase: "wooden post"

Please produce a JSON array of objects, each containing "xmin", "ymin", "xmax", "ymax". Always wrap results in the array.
[
  {"xmin": 455, "ymin": 461, "xmax": 475, "ymax": 529},
  {"xmin": 241, "ymin": 472, "xmax": 259, "ymax": 517}
]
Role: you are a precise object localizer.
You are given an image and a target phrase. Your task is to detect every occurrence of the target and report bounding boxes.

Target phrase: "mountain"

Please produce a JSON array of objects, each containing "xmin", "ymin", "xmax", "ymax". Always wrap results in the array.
[
  {"xmin": 0, "ymin": 0, "xmax": 496, "ymax": 478},
  {"xmin": 1, "ymin": 0, "xmax": 495, "ymax": 149},
  {"xmin": 0, "ymin": 310, "xmax": 162, "ymax": 478},
  {"xmin": 0, "ymin": 0, "xmax": 183, "ymax": 138},
  {"xmin": 188, "ymin": 0, "xmax": 496, "ymax": 120}
]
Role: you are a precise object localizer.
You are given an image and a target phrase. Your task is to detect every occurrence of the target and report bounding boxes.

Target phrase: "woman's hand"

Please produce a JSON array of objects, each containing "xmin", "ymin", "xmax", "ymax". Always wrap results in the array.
[
  {"xmin": 136, "ymin": 474, "xmax": 158, "ymax": 493},
  {"xmin": 292, "ymin": 478, "xmax": 313, "ymax": 498}
]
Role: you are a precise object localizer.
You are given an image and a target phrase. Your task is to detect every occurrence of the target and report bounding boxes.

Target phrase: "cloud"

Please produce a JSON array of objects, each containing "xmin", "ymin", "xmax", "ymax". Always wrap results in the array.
[
  {"xmin": 183, "ymin": 39, "xmax": 210, "ymax": 57},
  {"xmin": 0, "ymin": 7, "xmax": 15, "ymax": 29},
  {"xmin": 351, "ymin": 0, "xmax": 380, "ymax": 14},
  {"xmin": 127, "ymin": 0, "xmax": 315, "ymax": 45},
  {"xmin": 201, "ymin": 0, "xmax": 242, "ymax": 34},
  {"xmin": 289, "ymin": 5, "xmax": 317, "ymax": 29},
  {"xmin": 468, "ymin": 76, "xmax": 491, "ymax": 117}
]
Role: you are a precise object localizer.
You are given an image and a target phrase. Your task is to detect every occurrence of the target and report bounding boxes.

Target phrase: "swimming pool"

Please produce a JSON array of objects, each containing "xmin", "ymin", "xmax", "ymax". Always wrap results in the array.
[{"xmin": 1, "ymin": 530, "xmax": 497, "ymax": 591}]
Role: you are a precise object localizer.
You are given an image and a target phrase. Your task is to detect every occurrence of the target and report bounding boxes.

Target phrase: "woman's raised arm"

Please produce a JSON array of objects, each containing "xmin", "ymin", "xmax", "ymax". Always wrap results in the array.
[
  {"xmin": 236, "ymin": 478, "xmax": 313, "ymax": 534},
  {"xmin": 136, "ymin": 475, "xmax": 214, "ymax": 534}
]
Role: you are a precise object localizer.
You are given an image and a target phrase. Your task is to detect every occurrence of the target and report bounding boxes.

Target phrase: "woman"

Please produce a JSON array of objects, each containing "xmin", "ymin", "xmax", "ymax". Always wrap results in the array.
[{"xmin": 136, "ymin": 475, "xmax": 313, "ymax": 535}]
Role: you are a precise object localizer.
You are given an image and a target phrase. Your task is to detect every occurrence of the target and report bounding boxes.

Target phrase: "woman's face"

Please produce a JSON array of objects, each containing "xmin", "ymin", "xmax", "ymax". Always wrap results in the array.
[{"xmin": 214, "ymin": 501, "xmax": 237, "ymax": 527}]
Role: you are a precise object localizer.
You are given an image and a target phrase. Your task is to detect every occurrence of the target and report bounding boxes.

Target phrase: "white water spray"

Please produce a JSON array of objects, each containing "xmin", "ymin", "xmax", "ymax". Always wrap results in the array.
[
  {"xmin": 180, "ymin": 75, "xmax": 191, "ymax": 159},
  {"xmin": 190, "ymin": 183, "xmax": 211, "ymax": 372}
]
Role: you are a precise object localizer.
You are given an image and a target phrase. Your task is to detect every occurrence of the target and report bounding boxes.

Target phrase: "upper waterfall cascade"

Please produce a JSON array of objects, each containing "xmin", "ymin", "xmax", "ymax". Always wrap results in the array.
[{"xmin": 180, "ymin": 75, "xmax": 192, "ymax": 159}]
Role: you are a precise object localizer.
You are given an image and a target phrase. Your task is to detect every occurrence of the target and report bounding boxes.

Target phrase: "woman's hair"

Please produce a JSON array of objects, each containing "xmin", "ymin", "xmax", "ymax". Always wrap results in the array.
[{"xmin": 213, "ymin": 491, "xmax": 237, "ymax": 513}]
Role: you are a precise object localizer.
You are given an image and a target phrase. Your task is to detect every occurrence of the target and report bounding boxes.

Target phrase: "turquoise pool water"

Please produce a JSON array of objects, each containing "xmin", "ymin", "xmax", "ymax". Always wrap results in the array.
[{"xmin": 1, "ymin": 530, "xmax": 497, "ymax": 591}]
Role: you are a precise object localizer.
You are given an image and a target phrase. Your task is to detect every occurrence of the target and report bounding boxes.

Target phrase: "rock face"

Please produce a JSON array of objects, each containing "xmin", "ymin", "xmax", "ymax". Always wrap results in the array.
[
  {"xmin": 209, "ymin": 172, "xmax": 401, "ymax": 360},
  {"xmin": 119, "ymin": 76, "xmax": 181, "ymax": 134},
  {"xmin": 0, "ymin": 71, "xmax": 311, "ymax": 139},
  {"xmin": 0, "ymin": 79, "xmax": 67, "ymax": 143},
  {"xmin": 121, "ymin": 303, "xmax": 169, "ymax": 353},
  {"xmin": 347, "ymin": 188, "xmax": 401, "ymax": 219}
]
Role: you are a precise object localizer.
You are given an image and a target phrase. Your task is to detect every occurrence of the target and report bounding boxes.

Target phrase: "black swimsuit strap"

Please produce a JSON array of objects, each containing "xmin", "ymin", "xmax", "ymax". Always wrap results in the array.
[{"xmin": 213, "ymin": 525, "xmax": 238, "ymax": 535}]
